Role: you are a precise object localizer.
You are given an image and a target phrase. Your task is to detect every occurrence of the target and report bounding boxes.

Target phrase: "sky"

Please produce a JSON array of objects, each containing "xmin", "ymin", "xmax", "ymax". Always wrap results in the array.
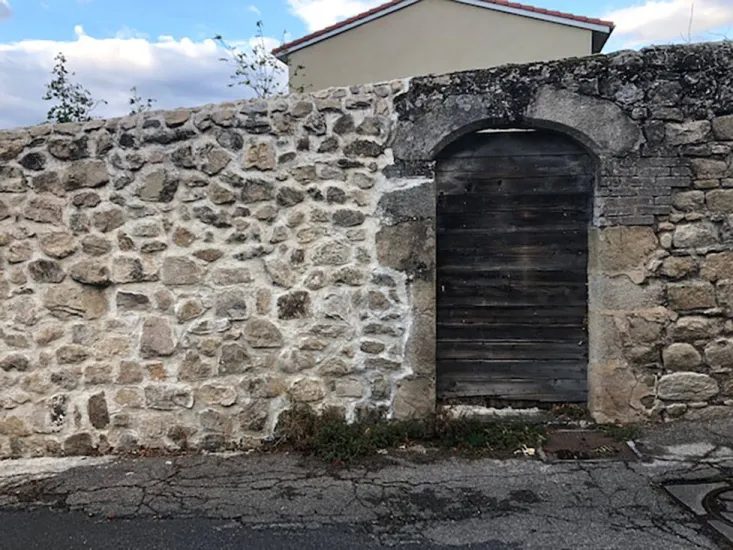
[{"xmin": 0, "ymin": 0, "xmax": 732, "ymax": 129}]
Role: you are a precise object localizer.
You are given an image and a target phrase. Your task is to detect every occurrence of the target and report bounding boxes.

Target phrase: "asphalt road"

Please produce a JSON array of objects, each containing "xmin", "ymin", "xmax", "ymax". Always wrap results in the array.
[
  {"xmin": 0, "ymin": 509, "xmax": 448, "ymax": 550},
  {"xmin": 0, "ymin": 419, "xmax": 730, "ymax": 549}
]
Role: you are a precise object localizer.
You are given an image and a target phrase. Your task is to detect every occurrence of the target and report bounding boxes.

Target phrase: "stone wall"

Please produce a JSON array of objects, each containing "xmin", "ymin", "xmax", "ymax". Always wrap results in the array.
[
  {"xmin": 0, "ymin": 82, "xmax": 429, "ymax": 457},
  {"xmin": 1, "ymin": 41, "xmax": 733, "ymax": 457},
  {"xmin": 390, "ymin": 41, "xmax": 733, "ymax": 424}
]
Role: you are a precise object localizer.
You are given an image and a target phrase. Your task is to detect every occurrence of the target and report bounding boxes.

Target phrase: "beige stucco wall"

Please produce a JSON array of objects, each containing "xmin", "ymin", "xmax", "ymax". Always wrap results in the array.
[{"xmin": 287, "ymin": 0, "xmax": 593, "ymax": 91}]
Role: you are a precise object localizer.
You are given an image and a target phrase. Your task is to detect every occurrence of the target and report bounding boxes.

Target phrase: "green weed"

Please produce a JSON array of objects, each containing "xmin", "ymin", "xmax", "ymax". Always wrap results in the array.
[{"xmin": 274, "ymin": 405, "xmax": 545, "ymax": 463}]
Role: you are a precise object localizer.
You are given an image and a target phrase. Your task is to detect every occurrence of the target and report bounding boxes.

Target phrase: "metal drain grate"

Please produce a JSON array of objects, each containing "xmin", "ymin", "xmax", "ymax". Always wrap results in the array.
[
  {"xmin": 665, "ymin": 480, "xmax": 733, "ymax": 544},
  {"xmin": 703, "ymin": 486, "xmax": 733, "ymax": 530},
  {"xmin": 542, "ymin": 430, "xmax": 638, "ymax": 462}
]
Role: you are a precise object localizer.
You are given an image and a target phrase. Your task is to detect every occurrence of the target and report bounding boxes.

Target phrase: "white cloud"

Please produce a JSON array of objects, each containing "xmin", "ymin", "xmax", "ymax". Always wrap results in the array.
[
  {"xmin": 0, "ymin": 27, "xmax": 285, "ymax": 129},
  {"xmin": 604, "ymin": 0, "xmax": 733, "ymax": 47},
  {"xmin": 115, "ymin": 26, "xmax": 150, "ymax": 40},
  {"xmin": 248, "ymin": 4, "xmax": 261, "ymax": 15},
  {"xmin": 287, "ymin": 0, "xmax": 385, "ymax": 32},
  {"xmin": 250, "ymin": 35, "xmax": 281, "ymax": 52},
  {"xmin": 0, "ymin": 0, "xmax": 12, "ymax": 21}
]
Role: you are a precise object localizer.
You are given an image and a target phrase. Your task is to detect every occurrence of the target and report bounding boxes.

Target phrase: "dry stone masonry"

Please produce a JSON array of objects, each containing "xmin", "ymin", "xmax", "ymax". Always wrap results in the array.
[{"xmin": 1, "ymin": 41, "xmax": 733, "ymax": 457}]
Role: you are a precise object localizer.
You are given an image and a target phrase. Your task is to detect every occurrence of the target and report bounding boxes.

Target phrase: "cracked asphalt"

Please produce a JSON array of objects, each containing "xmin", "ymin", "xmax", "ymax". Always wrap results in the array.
[{"xmin": 0, "ymin": 420, "xmax": 731, "ymax": 549}]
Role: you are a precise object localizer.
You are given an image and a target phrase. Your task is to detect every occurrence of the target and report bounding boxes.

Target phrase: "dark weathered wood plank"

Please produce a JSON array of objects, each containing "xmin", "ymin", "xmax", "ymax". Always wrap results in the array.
[
  {"xmin": 439, "ymin": 277, "xmax": 588, "ymax": 290},
  {"xmin": 437, "ymin": 324, "xmax": 587, "ymax": 342},
  {"xmin": 438, "ymin": 209, "xmax": 590, "ymax": 226},
  {"xmin": 437, "ymin": 156, "xmax": 594, "ymax": 177},
  {"xmin": 437, "ymin": 129, "xmax": 592, "ymax": 158},
  {"xmin": 436, "ymin": 173, "xmax": 594, "ymax": 190},
  {"xmin": 438, "ymin": 193, "xmax": 591, "ymax": 211},
  {"xmin": 438, "ymin": 232, "xmax": 587, "ymax": 242},
  {"xmin": 437, "ymin": 213, "xmax": 590, "ymax": 230},
  {"xmin": 439, "ymin": 248, "xmax": 587, "ymax": 257},
  {"xmin": 437, "ymin": 378, "xmax": 588, "ymax": 402},
  {"xmin": 438, "ymin": 298, "xmax": 587, "ymax": 310},
  {"xmin": 437, "ymin": 306, "xmax": 586, "ymax": 322},
  {"xmin": 436, "ymin": 129, "xmax": 592, "ymax": 403},
  {"xmin": 438, "ymin": 245, "xmax": 587, "ymax": 257},
  {"xmin": 439, "ymin": 261, "xmax": 588, "ymax": 272},
  {"xmin": 438, "ymin": 256, "xmax": 587, "ymax": 270},
  {"xmin": 438, "ymin": 285, "xmax": 587, "ymax": 298},
  {"xmin": 437, "ymin": 359, "xmax": 587, "ymax": 378},
  {"xmin": 437, "ymin": 341, "xmax": 588, "ymax": 361}
]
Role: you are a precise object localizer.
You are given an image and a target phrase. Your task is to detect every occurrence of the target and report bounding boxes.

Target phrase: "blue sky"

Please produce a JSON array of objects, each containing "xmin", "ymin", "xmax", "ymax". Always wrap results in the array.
[
  {"xmin": 2, "ymin": 0, "xmax": 726, "ymax": 44},
  {"xmin": 1, "ymin": 0, "xmax": 732, "ymax": 129},
  {"xmin": 1, "ymin": 0, "xmax": 293, "ymax": 43}
]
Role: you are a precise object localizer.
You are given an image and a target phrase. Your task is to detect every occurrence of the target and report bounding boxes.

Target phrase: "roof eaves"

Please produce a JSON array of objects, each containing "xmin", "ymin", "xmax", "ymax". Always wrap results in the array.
[
  {"xmin": 273, "ymin": 0, "xmax": 410, "ymax": 58},
  {"xmin": 273, "ymin": 0, "xmax": 615, "ymax": 59}
]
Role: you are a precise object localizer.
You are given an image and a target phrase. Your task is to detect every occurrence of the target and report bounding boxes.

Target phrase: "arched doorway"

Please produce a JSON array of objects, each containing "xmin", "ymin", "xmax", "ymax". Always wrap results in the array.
[{"xmin": 436, "ymin": 128, "xmax": 595, "ymax": 404}]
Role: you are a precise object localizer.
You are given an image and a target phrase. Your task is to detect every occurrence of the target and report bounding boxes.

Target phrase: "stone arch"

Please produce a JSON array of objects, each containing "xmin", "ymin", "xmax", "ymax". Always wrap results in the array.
[
  {"xmin": 428, "ymin": 115, "xmax": 606, "ymax": 227},
  {"xmin": 427, "ymin": 115, "xmax": 606, "ymax": 225},
  {"xmin": 388, "ymin": 84, "xmax": 644, "ymax": 420},
  {"xmin": 428, "ymin": 117, "xmax": 602, "ymax": 164},
  {"xmin": 391, "ymin": 85, "xmax": 642, "ymax": 166}
]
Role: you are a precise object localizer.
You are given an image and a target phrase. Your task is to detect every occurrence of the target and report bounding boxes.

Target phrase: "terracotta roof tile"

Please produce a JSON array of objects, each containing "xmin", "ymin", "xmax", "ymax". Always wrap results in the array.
[
  {"xmin": 273, "ymin": 0, "xmax": 614, "ymax": 56},
  {"xmin": 484, "ymin": 0, "xmax": 614, "ymax": 27}
]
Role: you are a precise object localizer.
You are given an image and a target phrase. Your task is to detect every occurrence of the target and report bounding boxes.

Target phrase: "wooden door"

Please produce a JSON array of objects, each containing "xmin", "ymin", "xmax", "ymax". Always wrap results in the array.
[{"xmin": 436, "ymin": 130, "xmax": 594, "ymax": 403}]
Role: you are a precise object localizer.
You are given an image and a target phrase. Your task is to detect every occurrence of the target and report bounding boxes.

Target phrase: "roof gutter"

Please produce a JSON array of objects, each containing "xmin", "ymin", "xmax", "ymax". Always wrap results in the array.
[{"xmin": 454, "ymin": 0, "xmax": 613, "ymax": 34}]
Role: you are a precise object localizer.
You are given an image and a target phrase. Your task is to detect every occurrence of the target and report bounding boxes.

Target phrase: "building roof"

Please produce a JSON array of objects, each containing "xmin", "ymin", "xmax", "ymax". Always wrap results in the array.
[{"xmin": 273, "ymin": 0, "xmax": 615, "ymax": 58}]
